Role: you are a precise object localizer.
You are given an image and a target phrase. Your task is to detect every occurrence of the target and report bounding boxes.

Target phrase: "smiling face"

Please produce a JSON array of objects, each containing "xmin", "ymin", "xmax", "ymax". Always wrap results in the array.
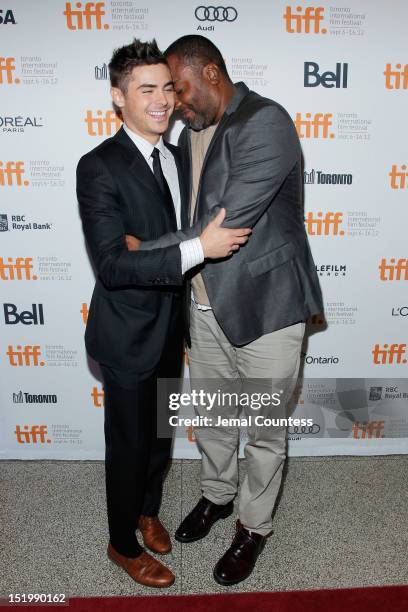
[
  {"xmin": 167, "ymin": 54, "xmax": 219, "ymax": 130},
  {"xmin": 111, "ymin": 62, "xmax": 175, "ymax": 144}
]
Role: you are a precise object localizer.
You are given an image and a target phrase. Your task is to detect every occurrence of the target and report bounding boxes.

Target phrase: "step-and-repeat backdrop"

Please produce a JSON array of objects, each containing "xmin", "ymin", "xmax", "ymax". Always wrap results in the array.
[{"xmin": 1, "ymin": 1, "xmax": 407, "ymax": 459}]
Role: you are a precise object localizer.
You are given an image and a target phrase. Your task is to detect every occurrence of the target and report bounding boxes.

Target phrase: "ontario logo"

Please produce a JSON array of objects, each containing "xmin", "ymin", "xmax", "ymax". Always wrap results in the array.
[
  {"xmin": 284, "ymin": 5, "xmax": 326, "ymax": 34},
  {"xmin": 294, "ymin": 113, "xmax": 334, "ymax": 139},
  {"xmin": 63, "ymin": 2, "xmax": 109, "ymax": 30},
  {"xmin": 0, "ymin": 161, "xmax": 28, "ymax": 186},
  {"xmin": 85, "ymin": 110, "xmax": 121, "ymax": 136},
  {"xmin": 305, "ymin": 212, "xmax": 344, "ymax": 236}
]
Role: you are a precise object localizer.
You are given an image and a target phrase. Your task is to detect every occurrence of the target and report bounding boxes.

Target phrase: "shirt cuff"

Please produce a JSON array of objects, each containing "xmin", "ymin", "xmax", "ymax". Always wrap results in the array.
[{"xmin": 180, "ymin": 238, "xmax": 204, "ymax": 275}]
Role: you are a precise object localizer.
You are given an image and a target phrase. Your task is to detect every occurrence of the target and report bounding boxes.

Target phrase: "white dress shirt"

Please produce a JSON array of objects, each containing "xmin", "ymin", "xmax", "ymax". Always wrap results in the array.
[{"xmin": 123, "ymin": 123, "xmax": 203, "ymax": 274}]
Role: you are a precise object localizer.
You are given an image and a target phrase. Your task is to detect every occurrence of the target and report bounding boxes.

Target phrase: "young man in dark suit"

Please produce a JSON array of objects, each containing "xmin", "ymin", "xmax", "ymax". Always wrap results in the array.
[{"xmin": 76, "ymin": 39, "xmax": 251, "ymax": 588}]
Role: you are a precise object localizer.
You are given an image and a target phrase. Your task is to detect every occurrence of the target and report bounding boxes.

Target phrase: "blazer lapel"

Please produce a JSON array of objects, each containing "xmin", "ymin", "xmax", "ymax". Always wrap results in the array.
[
  {"xmin": 169, "ymin": 143, "xmax": 189, "ymax": 229},
  {"xmin": 114, "ymin": 127, "xmax": 162, "ymax": 198}
]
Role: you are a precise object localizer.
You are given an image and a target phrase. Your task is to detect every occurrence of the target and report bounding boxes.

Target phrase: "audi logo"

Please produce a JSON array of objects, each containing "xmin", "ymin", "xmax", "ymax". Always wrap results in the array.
[
  {"xmin": 287, "ymin": 424, "xmax": 321, "ymax": 435},
  {"xmin": 195, "ymin": 6, "xmax": 238, "ymax": 22}
]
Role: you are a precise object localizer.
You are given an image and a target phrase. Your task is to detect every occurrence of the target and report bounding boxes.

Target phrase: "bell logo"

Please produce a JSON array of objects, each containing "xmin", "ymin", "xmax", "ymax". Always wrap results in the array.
[
  {"xmin": 294, "ymin": 113, "xmax": 334, "ymax": 139},
  {"xmin": 7, "ymin": 345, "xmax": 45, "ymax": 366},
  {"xmin": 305, "ymin": 212, "xmax": 344, "ymax": 236},
  {"xmin": 384, "ymin": 64, "xmax": 408, "ymax": 90},
  {"xmin": 372, "ymin": 343, "xmax": 407, "ymax": 365},
  {"xmin": 3, "ymin": 303, "xmax": 44, "ymax": 325},
  {"xmin": 389, "ymin": 165, "xmax": 408, "ymax": 189},
  {"xmin": 15, "ymin": 425, "xmax": 51, "ymax": 444},
  {"xmin": 0, "ymin": 257, "xmax": 37, "ymax": 281},
  {"xmin": 0, "ymin": 161, "xmax": 28, "ymax": 186},
  {"xmin": 0, "ymin": 57, "xmax": 19, "ymax": 84},
  {"xmin": 352, "ymin": 421, "xmax": 385, "ymax": 439},
  {"xmin": 379, "ymin": 258, "xmax": 408, "ymax": 281},
  {"xmin": 304, "ymin": 62, "xmax": 348, "ymax": 88},
  {"xmin": 85, "ymin": 110, "xmax": 121, "ymax": 136},
  {"xmin": 63, "ymin": 2, "xmax": 109, "ymax": 30},
  {"xmin": 283, "ymin": 5, "xmax": 326, "ymax": 34},
  {"xmin": 80, "ymin": 303, "xmax": 89, "ymax": 324},
  {"xmin": 91, "ymin": 386, "xmax": 104, "ymax": 408}
]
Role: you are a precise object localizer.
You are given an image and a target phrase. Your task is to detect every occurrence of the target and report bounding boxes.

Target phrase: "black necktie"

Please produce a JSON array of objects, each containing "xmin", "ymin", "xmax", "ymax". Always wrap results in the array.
[{"xmin": 151, "ymin": 147, "xmax": 177, "ymax": 228}]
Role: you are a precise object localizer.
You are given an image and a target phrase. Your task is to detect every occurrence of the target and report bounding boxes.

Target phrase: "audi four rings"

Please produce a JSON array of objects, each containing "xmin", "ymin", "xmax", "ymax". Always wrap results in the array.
[
  {"xmin": 287, "ymin": 424, "xmax": 321, "ymax": 435},
  {"xmin": 195, "ymin": 6, "xmax": 238, "ymax": 22}
]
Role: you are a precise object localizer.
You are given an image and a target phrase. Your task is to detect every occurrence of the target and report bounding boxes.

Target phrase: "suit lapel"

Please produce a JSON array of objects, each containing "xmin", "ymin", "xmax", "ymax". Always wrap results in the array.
[
  {"xmin": 114, "ymin": 127, "xmax": 162, "ymax": 198},
  {"xmin": 168, "ymin": 142, "xmax": 189, "ymax": 229}
]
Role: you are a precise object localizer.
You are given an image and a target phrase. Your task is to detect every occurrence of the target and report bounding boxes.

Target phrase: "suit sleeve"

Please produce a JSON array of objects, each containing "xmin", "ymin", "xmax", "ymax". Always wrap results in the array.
[
  {"xmin": 218, "ymin": 104, "xmax": 300, "ymax": 228},
  {"xmin": 77, "ymin": 152, "xmax": 183, "ymax": 288}
]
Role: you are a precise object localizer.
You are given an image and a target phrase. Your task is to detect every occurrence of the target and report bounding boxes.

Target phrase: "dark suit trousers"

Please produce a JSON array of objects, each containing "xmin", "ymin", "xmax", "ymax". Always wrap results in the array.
[{"xmin": 100, "ymin": 296, "xmax": 183, "ymax": 557}]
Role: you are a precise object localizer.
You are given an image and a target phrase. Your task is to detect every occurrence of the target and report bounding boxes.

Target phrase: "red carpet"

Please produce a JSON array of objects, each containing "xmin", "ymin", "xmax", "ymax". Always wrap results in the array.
[{"xmin": 30, "ymin": 585, "xmax": 408, "ymax": 611}]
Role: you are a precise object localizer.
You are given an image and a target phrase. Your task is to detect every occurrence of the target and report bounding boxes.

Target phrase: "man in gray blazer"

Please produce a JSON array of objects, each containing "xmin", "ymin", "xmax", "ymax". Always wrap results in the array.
[{"xmin": 127, "ymin": 35, "xmax": 323, "ymax": 585}]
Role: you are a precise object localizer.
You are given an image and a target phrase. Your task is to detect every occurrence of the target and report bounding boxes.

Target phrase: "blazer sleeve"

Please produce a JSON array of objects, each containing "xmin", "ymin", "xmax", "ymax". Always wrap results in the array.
[
  {"xmin": 217, "ymin": 104, "xmax": 300, "ymax": 228},
  {"xmin": 77, "ymin": 152, "xmax": 183, "ymax": 288}
]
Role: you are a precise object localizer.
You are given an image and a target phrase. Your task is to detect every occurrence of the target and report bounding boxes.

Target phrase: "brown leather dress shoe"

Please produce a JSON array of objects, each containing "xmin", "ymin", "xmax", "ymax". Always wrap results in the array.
[
  {"xmin": 138, "ymin": 516, "xmax": 172, "ymax": 554},
  {"xmin": 107, "ymin": 543, "xmax": 175, "ymax": 588},
  {"xmin": 213, "ymin": 520, "xmax": 266, "ymax": 586},
  {"xmin": 175, "ymin": 497, "xmax": 234, "ymax": 543}
]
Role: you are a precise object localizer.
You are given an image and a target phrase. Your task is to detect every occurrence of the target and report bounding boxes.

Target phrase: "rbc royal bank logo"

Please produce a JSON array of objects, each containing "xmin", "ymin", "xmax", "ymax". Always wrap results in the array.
[
  {"xmin": 0, "ymin": 57, "xmax": 20, "ymax": 84},
  {"xmin": 384, "ymin": 64, "xmax": 408, "ymax": 90},
  {"xmin": 284, "ymin": 5, "xmax": 326, "ymax": 34},
  {"xmin": 85, "ymin": 110, "xmax": 121, "ymax": 136},
  {"xmin": 294, "ymin": 113, "xmax": 334, "ymax": 139},
  {"xmin": 63, "ymin": 2, "xmax": 109, "ymax": 30}
]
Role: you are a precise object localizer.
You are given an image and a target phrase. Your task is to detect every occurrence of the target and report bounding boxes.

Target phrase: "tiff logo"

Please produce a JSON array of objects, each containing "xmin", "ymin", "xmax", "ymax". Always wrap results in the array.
[
  {"xmin": 7, "ymin": 345, "xmax": 45, "ymax": 366},
  {"xmin": 15, "ymin": 425, "xmax": 51, "ymax": 444},
  {"xmin": 0, "ymin": 57, "xmax": 19, "ymax": 84},
  {"xmin": 304, "ymin": 62, "xmax": 348, "ymax": 88},
  {"xmin": 80, "ymin": 303, "xmax": 89, "ymax": 324},
  {"xmin": 63, "ymin": 2, "xmax": 109, "ymax": 30},
  {"xmin": 0, "ymin": 161, "xmax": 28, "ymax": 186},
  {"xmin": 352, "ymin": 421, "xmax": 385, "ymax": 439},
  {"xmin": 91, "ymin": 386, "xmax": 104, "ymax": 408},
  {"xmin": 379, "ymin": 258, "xmax": 408, "ymax": 281},
  {"xmin": 85, "ymin": 110, "xmax": 121, "ymax": 136},
  {"xmin": 0, "ymin": 257, "xmax": 37, "ymax": 281},
  {"xmin": 305, "ymin": 212, "xmax": 344, "ymax": 236},
  {"xmin": 372, "ymin": 343, "xmax": 407, "ymax": 365},
  {"xmin": 94, "ymin": 63, "xmax": 108, "ymax": 79},
  {"xmin": 294, "ymin": 113, "xmax": 334, "ymax": 139},
  {"xmin": 284, "ymin": 5, "xmax": 326, "ymax": 34},
  {"xmin": 389, "ymin": 164, "xmax": 408, "ymax": 189},
  {"xmin": 384, "ymin": 64, "xmax": 408, "ymax": 90}
]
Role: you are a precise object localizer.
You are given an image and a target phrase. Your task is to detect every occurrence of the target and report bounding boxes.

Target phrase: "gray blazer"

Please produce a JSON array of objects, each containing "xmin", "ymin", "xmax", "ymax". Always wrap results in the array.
[{"xmin": 140, "ymin": 82, "xmax": 323, "ymax": 346}]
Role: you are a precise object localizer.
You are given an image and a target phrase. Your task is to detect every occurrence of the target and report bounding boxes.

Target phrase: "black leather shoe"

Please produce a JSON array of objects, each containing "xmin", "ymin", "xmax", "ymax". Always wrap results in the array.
[
  {"xmin": 213, "ymin": 520, "xmax": 266, "ymax": 585},
  {"xmin": 175, "ymin": 497, "xmax": 233, "ymax": 543}
]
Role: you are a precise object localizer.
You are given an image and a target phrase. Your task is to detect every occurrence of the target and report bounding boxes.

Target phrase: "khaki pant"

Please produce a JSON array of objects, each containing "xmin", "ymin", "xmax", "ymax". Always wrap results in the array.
[{"xmin": 188, "ymin": 305, "xmax": 304, "ymax": 535}]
